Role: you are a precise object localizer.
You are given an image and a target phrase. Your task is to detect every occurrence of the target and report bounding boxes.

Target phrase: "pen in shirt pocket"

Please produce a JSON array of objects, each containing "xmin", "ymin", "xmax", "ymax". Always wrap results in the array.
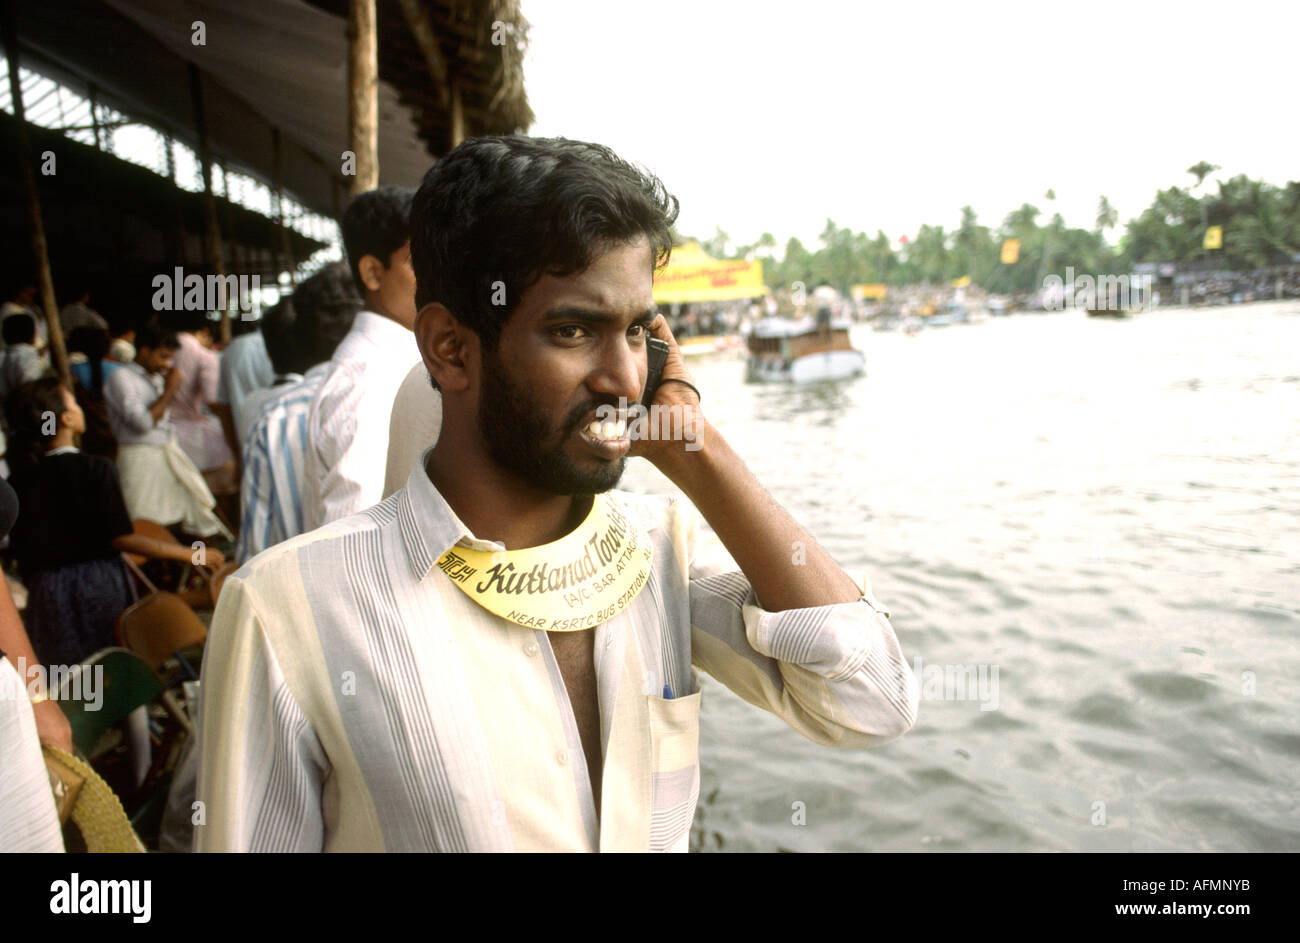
[{"xmin": 662, "ymin": 683, "xmax": 673, "ymax": 700}]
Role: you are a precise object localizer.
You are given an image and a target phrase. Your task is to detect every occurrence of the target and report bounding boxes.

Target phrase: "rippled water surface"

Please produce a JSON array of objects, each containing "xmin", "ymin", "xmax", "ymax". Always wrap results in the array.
[{"xmin": 622, "ymin": 301, "xmax": 1300, "ymax": 852}]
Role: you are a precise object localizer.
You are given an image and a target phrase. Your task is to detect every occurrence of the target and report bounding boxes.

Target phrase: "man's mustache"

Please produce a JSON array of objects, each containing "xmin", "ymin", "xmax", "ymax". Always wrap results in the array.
[{"xmin": 562, "ymin": 397, "xmax": 622, "ymax": 433}]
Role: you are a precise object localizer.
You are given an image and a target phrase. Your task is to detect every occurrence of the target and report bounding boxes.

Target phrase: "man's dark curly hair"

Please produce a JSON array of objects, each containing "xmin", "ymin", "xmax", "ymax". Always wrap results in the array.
[
  {"xmin": 289, "ymin": 261, "xmax": 362, "ymax": 370},
  {"xmin": 341, "ymin": 186, "xmax": 415, "ymax": 297},
  {"xmin": 410, "ymin": 136, "xmax": 679, "ymax": 354}
]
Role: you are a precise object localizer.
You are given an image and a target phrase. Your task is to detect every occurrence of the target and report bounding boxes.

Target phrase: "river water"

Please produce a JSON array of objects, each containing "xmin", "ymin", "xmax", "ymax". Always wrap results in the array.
[{"xmin": 622, "ymin": 300, "xmax": 1300, "ymax": 852}]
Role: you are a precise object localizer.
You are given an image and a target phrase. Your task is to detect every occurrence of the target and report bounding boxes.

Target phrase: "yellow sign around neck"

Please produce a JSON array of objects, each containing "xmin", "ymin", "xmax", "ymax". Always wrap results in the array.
[{"xmin": 435, "ymin": 494, "xmax": 652, "ymax": 632}]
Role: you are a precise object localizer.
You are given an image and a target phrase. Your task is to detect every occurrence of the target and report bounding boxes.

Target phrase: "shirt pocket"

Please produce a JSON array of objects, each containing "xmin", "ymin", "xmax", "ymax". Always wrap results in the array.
[{"xmin": 646, "ymin": 689, "xmax": 702, "ymax": 853}]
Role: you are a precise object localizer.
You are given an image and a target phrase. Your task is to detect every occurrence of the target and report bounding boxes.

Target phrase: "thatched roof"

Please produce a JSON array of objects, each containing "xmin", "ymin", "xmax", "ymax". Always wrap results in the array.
[{"xmin": 308, "ymin": 0, "xmax": 534, "ymax": 152}]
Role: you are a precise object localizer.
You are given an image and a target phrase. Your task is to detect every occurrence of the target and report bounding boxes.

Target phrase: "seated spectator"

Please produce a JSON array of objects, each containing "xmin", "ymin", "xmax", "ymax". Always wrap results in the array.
[
  {"xmin": 1, "ymin": 279, "xmax": 47, "ymax": 352},
  {"xmin": 59, "ymin": 282, "xmax": 108, "ymax": 335},
  {"xmin": 67, "ymin": 325, "xmax": 123, "ymax": 393},
  {"xmin": 4, "ymin": 378, "xmax": 223, "ymax": 668},
  {"xmin": 103, "ymin": 324, "xmax": 232, "ymax": 542},
  {"xmin": 239, "ymin": 263, "xmax": 360, "ymax": 562},
  {"xmin": 107, "ymin": 310, "xmax": 137, "ymax": 364},
  {"xmin": 0, "ymin": 314, "xmax": 48, "ymax": 399}
]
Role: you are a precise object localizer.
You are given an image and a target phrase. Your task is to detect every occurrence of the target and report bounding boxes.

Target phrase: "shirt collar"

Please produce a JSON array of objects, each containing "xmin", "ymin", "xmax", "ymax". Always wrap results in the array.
[
  {"xmin": 394, "ymin": 449, "xmax": 661, "ymax": 583},
  {"xmin": 346, "ymin": 310, "xmax": 413, "ymax": 355},
  {"xmin": 396, "ymin": 447, "xmax": 505, "ymax": 581}
]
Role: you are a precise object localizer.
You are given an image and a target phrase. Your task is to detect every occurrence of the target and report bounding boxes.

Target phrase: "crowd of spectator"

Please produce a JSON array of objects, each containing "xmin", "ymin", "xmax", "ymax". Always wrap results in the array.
[{"xmin": 0, "ymin": 186, "xmax": 417, "ymax": 680}]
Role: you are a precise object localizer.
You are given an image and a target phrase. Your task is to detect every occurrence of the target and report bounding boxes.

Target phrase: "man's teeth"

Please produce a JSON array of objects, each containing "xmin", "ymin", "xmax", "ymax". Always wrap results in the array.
[{"xmin": 586, "ymin": 419, "xmax": 626, "ymax": 441}]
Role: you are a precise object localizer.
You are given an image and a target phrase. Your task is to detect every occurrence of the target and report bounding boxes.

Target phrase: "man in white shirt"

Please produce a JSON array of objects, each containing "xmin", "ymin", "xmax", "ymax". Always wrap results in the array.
[
  {"xmin": 302, "ymin": 187, "xmax": 420, "ymax": 529},
  {"xmin": 0, "ymin": 314, "xmax": 48, "ymax": 398},
  {"xmin": 197, "ymin": 137, "xmax": 917, "ymax": 852},
  {"xmin": 103, "ymin": 324, "xmax": 231, "ymax": 540}
]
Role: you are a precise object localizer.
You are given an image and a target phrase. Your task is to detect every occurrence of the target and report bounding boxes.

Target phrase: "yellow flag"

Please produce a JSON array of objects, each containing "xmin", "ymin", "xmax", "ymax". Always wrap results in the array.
[
  {"xmin": 1203, "ymin": 225, "xmax": 1222, "ymax": 250},
  {"xmin": 1000, "ymin": 239, "xmax": 1020, "ymax": 264},
  {"xmin": 852, "ymin": 283, "xmax": 888, "ymax": 300},
  {"xmin": 951, "ymin": 275, "xmax": 971, "ymax": 288}
]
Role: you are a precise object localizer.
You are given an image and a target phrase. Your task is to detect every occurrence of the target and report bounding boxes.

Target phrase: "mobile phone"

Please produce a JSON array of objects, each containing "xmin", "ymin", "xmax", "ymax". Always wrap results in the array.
[{"xmin": 641, "ymin": 337, "xmax": 670, "ymax": 406}]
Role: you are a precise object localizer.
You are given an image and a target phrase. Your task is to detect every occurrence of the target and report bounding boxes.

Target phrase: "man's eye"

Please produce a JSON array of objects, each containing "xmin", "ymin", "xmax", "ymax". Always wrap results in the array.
[
  {"xmin": 628, "ymin": 323, "xmax": 648, "ymax": 339},
  {"xmin": 554, "ymin": 325, "xmax": 587, "ymax": 339}
]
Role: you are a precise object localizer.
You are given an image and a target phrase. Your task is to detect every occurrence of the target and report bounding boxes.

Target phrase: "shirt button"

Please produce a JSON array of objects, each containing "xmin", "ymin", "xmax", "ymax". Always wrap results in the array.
[
  {"xmin": 556, "ymin": 749, "xmax": 570, "ymax": 766},
  {"xmin": 523, "ymin": 641, "xmax": 540, "ymax": 657}
]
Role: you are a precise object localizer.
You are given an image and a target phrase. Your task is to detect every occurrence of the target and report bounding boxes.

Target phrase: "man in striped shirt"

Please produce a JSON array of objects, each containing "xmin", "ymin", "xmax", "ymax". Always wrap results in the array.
[
  {"xmin": 238, "ymin": 264, "xmax": 360, "ymax": 563},
  {"xmin": 197, "ymin": 137, "xmax": 918, "ymax": 852}
]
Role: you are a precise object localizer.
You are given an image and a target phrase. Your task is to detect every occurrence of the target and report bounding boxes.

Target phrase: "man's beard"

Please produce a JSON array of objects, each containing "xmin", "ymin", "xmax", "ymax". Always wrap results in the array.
[{"xmin": 477, "ymin": 350, "xmax": 626, "ymax": 496}]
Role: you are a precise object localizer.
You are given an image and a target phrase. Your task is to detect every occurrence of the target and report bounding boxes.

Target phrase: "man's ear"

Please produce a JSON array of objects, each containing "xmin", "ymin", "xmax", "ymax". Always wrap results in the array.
[
  {"xmin": 415, "ymin": 302, "xmax": 474, "ymax": 393},
  {"xmin": 356, "ymin": 254, "xmax": 386, "ymax": 294}
]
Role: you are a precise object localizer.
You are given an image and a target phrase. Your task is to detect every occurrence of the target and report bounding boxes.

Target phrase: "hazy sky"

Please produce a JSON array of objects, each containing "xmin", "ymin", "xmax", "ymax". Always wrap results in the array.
[{"xmin": 524, "ymin": 0, "xmax": 1298, "ymax": 254}]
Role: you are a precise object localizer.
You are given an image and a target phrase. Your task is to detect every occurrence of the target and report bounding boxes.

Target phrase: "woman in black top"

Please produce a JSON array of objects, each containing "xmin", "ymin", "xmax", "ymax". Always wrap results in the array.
[{"xmin": 4, "ymin": 378, "xmax": 223, "ymax": 667}]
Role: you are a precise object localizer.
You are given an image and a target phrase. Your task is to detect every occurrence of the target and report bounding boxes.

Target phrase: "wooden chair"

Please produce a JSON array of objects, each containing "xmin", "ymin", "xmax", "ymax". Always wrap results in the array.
[
  {"xmin": 120, "ymin": 519, "xmax": 216, "ymax": 608},
  {"xmin": 115, "ymin": 592, "xmax": 208, "ymax": 737}
]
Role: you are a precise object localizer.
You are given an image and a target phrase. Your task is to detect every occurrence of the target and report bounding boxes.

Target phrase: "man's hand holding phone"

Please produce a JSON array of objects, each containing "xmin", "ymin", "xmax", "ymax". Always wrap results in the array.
[{"xmin": 630, "ymin": 315, "xmax": 706, "ymax": 463}]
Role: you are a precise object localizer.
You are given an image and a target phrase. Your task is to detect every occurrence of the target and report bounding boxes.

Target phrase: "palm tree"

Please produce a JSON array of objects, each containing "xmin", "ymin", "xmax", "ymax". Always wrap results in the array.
[
  {"xmin": 1187, "ymin": 161, "xmax": 1220, "ymax": 190},
  {"xmin": 1037, "ymin": 189, "xmax": 1057, "ymax": 286},
  {"xmin": 1095, "ymin": 195, "xmax": 1118, "ymax": 235},
  {"xmin": 1187, "ymin": 161, "xmax": 1220, "ymax": 257}
]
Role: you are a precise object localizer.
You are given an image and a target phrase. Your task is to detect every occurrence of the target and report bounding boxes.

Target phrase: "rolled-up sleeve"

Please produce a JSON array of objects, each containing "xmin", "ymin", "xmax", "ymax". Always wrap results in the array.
[
  {"xmin": 195, "ymin": 575, "xmax": 328, "ymax": 852},
  {"xmin": 683, "ymin": 507, "xmax": 919, "ymax": 748}
]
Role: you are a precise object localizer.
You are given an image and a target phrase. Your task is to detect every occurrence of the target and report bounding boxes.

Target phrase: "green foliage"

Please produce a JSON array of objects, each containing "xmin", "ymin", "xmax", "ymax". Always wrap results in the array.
[{"xmin": 700, "ymin": 166, "xmax": 1300, "ymax": 294}]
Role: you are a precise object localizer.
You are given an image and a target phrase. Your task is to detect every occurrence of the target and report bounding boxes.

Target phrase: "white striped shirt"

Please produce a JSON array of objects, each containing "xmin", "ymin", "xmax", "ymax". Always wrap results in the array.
[
  {"xmin": 0, "ymin": 657, "xmax": 64, "ymax": 852},
  {"xmin": 302, "ymin": 311, "xmax": 419, "ymax": 530},
  {"xmin": 237, "ymin": 364, "xmax": 329, "ymax": 564},
  {"xmin": 235, "ymin": 372, "xmax": 303, "ymax": 448},
  {"xmin": 196, "ymin": 454, "xmax": 920, "ymax": 852}
]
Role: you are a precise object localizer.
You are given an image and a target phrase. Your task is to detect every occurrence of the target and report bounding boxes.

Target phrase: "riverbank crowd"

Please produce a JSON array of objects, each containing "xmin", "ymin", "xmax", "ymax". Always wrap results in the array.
[{"xmin": 1, "ymin": 187, "xmax": 424, "ymax": 849}]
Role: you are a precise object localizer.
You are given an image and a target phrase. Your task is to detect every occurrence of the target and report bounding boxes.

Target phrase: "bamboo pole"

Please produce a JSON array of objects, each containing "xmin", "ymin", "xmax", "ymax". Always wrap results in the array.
[
  {"xmin": 450, "ymin": 81, "xmax": 465, "ymax": 148},
  {"xmin": 346, "ymin": 0, "xmax": 378, "ymax": 195},
  {"xmin": 187, "ymin": 63, "xmax": 230, "ymax": 344},
  {"xmin": 2, "ymin": 7, "xmax": 69, "ymax": 386}
]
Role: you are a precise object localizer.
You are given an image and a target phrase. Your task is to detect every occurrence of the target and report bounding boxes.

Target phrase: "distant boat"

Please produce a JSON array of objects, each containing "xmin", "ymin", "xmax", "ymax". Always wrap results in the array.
[
  {"xmin": 677, "ymin": 333, "xmax": 744, "ymax": 359},
  {"xmin": 1086, "ymin": 296, "xmax": 1145, "ymax": 318},
  {"xmin": 745, "ymin": 316, "xmax": 865, "ymax": 383}
]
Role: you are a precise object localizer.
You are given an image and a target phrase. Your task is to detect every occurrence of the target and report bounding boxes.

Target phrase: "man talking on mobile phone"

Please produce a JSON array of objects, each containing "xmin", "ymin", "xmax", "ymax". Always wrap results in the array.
[{"xmin": 196, "ymin": 136, "xmax": 918, "ymax": 852}]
